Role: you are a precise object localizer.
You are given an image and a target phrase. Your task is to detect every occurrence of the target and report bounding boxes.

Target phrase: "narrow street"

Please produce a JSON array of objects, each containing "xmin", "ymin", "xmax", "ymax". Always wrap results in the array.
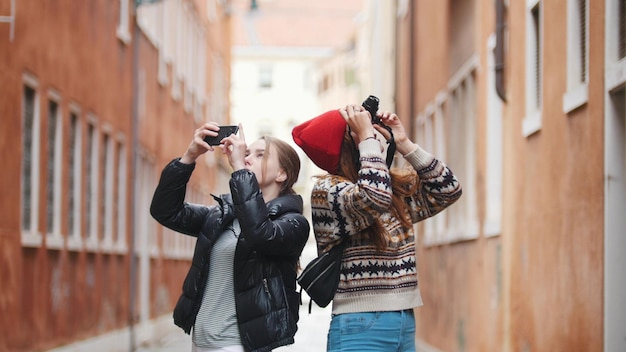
[
  {"xmin": 138, "ymin": 294, "xmax": 331, "ymax": 352},
  {"xmin": 139, "ymin": 238, "xmax": 332, "ymax": 352}
]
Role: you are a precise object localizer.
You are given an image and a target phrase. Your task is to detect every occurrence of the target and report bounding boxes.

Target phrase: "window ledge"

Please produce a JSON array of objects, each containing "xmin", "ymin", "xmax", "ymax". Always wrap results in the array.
[
  {"xmin": 562, "ymin": 83, "xmax": 588, "ymax": 114},
  {"xmin": 606, "ymin": 58, "xmax": 626, "ymax": 93},
  {"xmin": 21, "ymin": 232, "xmax": 42, "ymax": 247},
  {"xmin": 114, "ymin": 241, "xmax": 128, "ymax": 254},
  {"xmin": 116, "ymin": 27, "xmax": 131, "ymax": 45},
  {"xmin": 163, "ymin": 251, "xmax": 193, "ymax": 260},
  {"xmin": 150, "ymin": 246, "xmax": 160, "ymax": 258},
  {"xmin": 46, "ymin": 234, "xmax": 64, "ymax": 250},
  {"xmin": 85, "ymin": 238, "xmax": 99, "ymax": 252},
  {"xmin": 67, "ymin": 237, "xmax": 84, "ymax": 251},
  {"xmin": 483, "ymin": 220, "xmax": 501, "ymax": 238},
  {"xmin": 100, "ymin": 239, "xmax": 114, "ymax": 253},
  {"xmin": 447, "ymin": 226, "xmax": 480, "ymax": 243},
  {"xmin": 523, "ymin": 110, "xmax": 542, "ymax": 137}
]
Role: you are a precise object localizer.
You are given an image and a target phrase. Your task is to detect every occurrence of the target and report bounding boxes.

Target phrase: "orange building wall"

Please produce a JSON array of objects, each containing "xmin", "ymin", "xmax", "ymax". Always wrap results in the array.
[
  {"xmin": 1, "ymin": 1, "xmax": 134, "ymax": 349},
  {"xmin": 0, "ymin": 0, "xmax": 231, "ymax": 351},
  {"xmin": 504, "ymin": 0, "xmax": 605, "ymax": 350},
  {"xmin": 395, "ymin": 0, "xmax": 606, "ymax": 351}
]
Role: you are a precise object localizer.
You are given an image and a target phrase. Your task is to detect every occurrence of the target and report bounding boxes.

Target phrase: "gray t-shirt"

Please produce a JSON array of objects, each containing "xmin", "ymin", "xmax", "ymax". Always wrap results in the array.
[{"xmin": 192, "ymin": 219, "xmax": 241, "ymax": 349}]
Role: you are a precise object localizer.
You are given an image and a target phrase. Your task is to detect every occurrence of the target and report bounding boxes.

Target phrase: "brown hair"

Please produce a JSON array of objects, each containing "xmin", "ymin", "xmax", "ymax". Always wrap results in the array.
[
  {"xmin": 261, "ymin": 136, "xmax": 301, "ymax": 195},
  {"xmin": 337, "ymin": 133, "xmax": 417, "ymax": 249}
]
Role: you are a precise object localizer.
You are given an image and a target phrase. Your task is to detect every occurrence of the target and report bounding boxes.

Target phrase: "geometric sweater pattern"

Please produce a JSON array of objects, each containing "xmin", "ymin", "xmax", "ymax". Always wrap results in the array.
[{"xmin": 310, "ymin": 139, "xmax": 462, "ymax": 314}]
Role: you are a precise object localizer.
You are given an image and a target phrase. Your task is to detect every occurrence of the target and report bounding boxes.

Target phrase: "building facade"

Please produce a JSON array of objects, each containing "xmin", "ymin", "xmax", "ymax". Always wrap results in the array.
[
  {"xmin": 395, "ymin": 0, "xmax": 625, "ymax": 351},
  {"xmin": 0, "ymin": 0, "xmax": 232, "ymax": 351}
]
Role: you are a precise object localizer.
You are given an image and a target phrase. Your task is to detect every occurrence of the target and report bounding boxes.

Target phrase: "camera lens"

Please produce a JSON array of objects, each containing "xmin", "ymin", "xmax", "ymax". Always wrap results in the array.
[{"xmin": 362, "ymin": 95, "xmax": 380, "ymax": 124}]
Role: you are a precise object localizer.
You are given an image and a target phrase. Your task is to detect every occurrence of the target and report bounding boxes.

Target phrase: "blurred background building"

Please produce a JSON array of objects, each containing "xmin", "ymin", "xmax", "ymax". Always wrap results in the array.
[
  {"xmin": 0, "ymin": 0, "xmax": 624, "ymax": 351},
  {"xmin": 1, "ymin": 0, "xmax": 232, "ymax": 350}
]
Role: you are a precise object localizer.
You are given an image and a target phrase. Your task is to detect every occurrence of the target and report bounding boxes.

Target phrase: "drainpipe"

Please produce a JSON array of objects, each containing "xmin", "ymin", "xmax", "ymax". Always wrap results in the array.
[
  {"xmin": 129, "ymin": 2, "xmax": 140, "ymax": 351},
  {"xmin": 495, "ymin": 0, "xmax": 507, "ymax": 102}
]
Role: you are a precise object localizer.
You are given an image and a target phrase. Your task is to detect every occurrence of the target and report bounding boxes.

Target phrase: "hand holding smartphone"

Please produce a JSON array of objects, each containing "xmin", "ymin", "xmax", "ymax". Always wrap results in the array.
[{"xmin": 203, "ymin": 125, "xmax": 239, "ymax": 146}]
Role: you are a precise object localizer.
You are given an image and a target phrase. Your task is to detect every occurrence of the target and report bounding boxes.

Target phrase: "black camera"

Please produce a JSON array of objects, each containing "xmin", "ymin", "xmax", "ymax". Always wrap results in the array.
[
  {"xmin": 362, "ymin": 95, "xmax": 381, "ymax": 125},
  {"xmin": 360, "ymin": 95, "xmax": 396, "ymax": 168}
]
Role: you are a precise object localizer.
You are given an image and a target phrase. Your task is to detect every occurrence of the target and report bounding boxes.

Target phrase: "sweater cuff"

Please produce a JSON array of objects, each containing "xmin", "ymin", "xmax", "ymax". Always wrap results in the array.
[
  {"xmin": 358, "ymin": 138, "xmax": 384, "ymax": 159},
  {"xmin": 403, "ymin": 145, "xmax": 434, "ymax": 169}
]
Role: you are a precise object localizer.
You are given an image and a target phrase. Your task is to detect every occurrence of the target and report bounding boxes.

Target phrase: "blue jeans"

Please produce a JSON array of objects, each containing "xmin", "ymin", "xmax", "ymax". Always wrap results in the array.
[{"xmin": 327, "ymin": 310, "xmax": 416, "ymax": 352}]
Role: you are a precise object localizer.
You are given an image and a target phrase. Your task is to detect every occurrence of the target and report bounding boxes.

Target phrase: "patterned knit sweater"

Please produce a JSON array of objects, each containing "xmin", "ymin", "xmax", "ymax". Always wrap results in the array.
[{"xmin": 310, "ymin": 139, "xmax": 462, "ymax": 314}]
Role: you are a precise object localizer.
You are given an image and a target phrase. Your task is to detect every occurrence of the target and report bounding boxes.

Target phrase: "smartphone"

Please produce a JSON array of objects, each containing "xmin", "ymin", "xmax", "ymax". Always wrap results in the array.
[{"xmin": 203, "ymin": 125, "xmax": 239, "ymax": 146}]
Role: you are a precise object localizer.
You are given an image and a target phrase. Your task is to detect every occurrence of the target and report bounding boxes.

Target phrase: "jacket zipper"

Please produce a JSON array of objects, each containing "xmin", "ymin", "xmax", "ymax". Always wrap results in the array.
[{"xmin": 263, "ymin": 278, "xmax": 271, "ymax": 299}]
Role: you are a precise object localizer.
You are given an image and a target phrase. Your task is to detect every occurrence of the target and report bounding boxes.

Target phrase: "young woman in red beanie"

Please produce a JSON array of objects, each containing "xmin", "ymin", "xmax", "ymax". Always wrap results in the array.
[
  {"xmin": 292, "ymin": 105, "xmax": 462, "ymax": 352},
  {"xmin": 151, "ymin": 123, "xmax": 309, "ymax": 352}
]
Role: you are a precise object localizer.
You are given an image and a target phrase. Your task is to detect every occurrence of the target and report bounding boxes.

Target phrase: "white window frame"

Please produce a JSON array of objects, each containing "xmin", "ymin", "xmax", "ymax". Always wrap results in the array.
[
  {"xmin": 67, "ymin": 103, "xmax": 83, "ymax": 251},
  {"xmin": 523, "ymin": 0, "xmax": 543, "ymax": 137},
  {"xmin": 415, "ymin": 57, "xmax": 479, "ymax": 245},
  {"xmin": 171, "ymin": 0, "xmax": 183, "ymax": 101},
  {"xmin": 417, "ymin": 110, "xmax": 435, "ymax": 245},
  {"xmin": 101, "ymin": 127, "xmax": 115, "ymax": 251},
  {"xmin": 563, "ymin": 0, "xmax": 589, "ymax": 113},
  {"xmin": 259, "ymin": 63, "xmax": 273, "ymax": 89},
  {"xmin": 447, "ymin": 69, "xmax": 479, "ymax": 242},
  {"xmin": 115, "ymin": 136, "xmax": 128, "ymax": 253},
  {"xmin": 117, "ymin": 0, "xmax": 131, "ymax": 44},
  {"xmin": 85, "ymin": 114, "xmax": 100, "ymax": 251},
  {"xmin": 421, "ymin": 94, "xmax": 449, "ymax": 246},
  {"xmin": 605, "ymin": 0, "xmax": 626, "ymax": 93},
  {"xmin": 485, "ymin": 34, "xmax": 503, "ymax": 237},
  {"xmin": 21, "ymin": 73, "xmax": 42, "ymax": 247},
  {"xmin": 157, "ymin": 0, "xmax": 169, "ymax": 86},
  {"xmin": 46, "ymin": 89, "xmax": 64, "ymax": 249},
  {"xmin": 207, "ymin": 0, "xmax": 218, "ymax": 22}
]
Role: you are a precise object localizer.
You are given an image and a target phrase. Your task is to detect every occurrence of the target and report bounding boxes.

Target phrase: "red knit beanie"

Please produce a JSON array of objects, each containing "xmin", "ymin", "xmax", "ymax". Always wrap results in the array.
[{"xmin": 292, "ymin": 109, "xmax": 347, "ymax": 174}]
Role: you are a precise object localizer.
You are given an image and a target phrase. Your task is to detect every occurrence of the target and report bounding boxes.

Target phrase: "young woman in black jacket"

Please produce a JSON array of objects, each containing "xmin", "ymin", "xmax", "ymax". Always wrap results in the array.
[{"xmin": 150, "ymin": 123, "xmax": 310, "ymax": 352}]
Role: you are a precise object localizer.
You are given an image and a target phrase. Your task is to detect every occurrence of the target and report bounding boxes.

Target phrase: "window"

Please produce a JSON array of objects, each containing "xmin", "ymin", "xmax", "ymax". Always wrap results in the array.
[
  {"xmin": 485, "ymin": 34, "xmax": 503, "ymax": 237},
  {"xmin": 137, "ymin": 0, "xmax": 208, "ymax": 113},
  {"xmin": 259, "ymin": 64, "xmax": 273, "ymax": 89},
  {"xmin": 420, "ymin": 102, "xmax": 447, "ymax": 245},
  {"xmin": 67, "ymin": 107, "xmax": 83, "ymax": 250},
  {"xmin": 415, "ymin": 59, "xmax": 479, "ymax": 244},
  {"xmin": 523, "ymin": 0, "xmax": 543, "ymax": 136},
  {"xmin": 135, "ymin": 153, "xmax": 157, "ymax": 257},
  {"xmin": 102, "ymin": 131, "xmax": 114, "ymax": 249},
  {"xmin": 563, "ymin": 0, "xmax": 589, "ymax": 113},
  {"xmin": 447, "ymin": 74, "xmax": 479, "ymax": 241},
  {"xmin": 617, "ymin": 0, "xmax": 626, "ymax": 60},
  {"xmin": 161, "ymin": 185, "xmax": 201, "ymax": 259},
  {"xmin": 21, "ymin": 75, "xmax": 41, "ymax": 246},
  {"xmin": 209, "ymin": 55, "xmax": 225, "ymax": 124},
  {"xmin": 85, "ymin": 117, "xmax": 99, "ymax": 250},
  {"xmin": 117, "ymin": 0, "xmax": 131, "ymax": 44},
  {"xmin": 46, "ymin": 92, "xmax": 63, "ymax": 249},
  {"xmin": 115, "ymin": 139, "xmax": 127, "ymax": 253},
  {"xmin": 344, "ymin": 67, "xmax": 357, "ymax": 86},
  {"xmin": 606, "ymin": 0, "xmax": 626, "ymax": 92}
]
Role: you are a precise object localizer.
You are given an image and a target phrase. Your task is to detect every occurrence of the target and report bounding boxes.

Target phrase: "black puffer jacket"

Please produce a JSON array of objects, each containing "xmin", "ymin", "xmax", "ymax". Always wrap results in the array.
[{"xmin": 150, "ymin": 159, "xmax": 309, "ymax": 352}]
